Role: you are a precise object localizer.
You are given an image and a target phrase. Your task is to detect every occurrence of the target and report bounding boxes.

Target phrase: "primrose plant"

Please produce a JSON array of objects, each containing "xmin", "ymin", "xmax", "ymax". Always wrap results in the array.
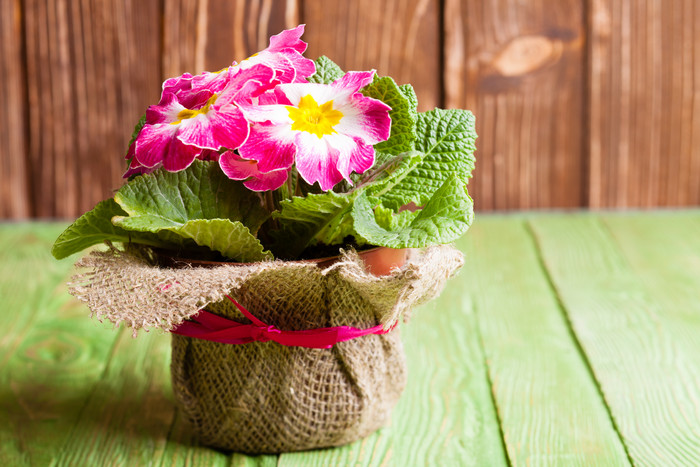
[{"xmin": 52, "ymin": 25, "xmax": 476, "ymax": 263}]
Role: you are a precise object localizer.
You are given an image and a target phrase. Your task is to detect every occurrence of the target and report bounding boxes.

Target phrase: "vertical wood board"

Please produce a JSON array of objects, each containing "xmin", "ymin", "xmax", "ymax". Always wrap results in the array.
[
  {"xmin": 22, "ymin": 0, "xmax": 162, "ymax": 218},
  {"xmin": 0, "ymin": 0, "xmax": 30, "ymax": 219},
  {"xmin": 444, "ymin": 0, "xmax": 586, "ymax": 210},
  {"xmin": 587, "ymin": 0, "xmax": 700, "ymax": 207},
  {"xmin": 301, "ymin": 0, "xmax": 442, "ymax": 112},
  {"xmin": 162, "ymin": 0, "xmax": 300, "ymax": 78}
]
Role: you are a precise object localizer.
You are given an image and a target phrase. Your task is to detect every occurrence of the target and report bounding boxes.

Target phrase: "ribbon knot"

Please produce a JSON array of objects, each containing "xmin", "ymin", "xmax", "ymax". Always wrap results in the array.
[
  {"xmin": 170, "ymin": 295, "xmax": 396, "ymax": 349},
  {"xmin": 250, "ymin": 324, "xmax": 281, "ymax": 343}
]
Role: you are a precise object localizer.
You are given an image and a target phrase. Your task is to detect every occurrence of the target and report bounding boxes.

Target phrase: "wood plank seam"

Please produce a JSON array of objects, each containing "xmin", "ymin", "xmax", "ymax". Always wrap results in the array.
[
  {"xmin": 472, "ymin": 299, "xmax": 514, "ymax": 467},
  {"xmin": 582, "ymin": 0, "xmax": 592, "ymax": 209},
  {"xmin": 523, "ymin": 219, "xmax": 635, "ymax": 465}
]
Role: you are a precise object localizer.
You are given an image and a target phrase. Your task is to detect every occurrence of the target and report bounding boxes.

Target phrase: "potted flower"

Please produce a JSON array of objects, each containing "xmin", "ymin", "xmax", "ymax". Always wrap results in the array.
[{"xmin": 53, "ymin": 25, "xmax": 475, "ymax": 453}]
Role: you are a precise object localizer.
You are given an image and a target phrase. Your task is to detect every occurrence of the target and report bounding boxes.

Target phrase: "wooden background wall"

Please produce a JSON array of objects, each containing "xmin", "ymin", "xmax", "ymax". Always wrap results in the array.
[{"xmin": 1, "ymin": 0, "xmax": 699, "ymax": 218}]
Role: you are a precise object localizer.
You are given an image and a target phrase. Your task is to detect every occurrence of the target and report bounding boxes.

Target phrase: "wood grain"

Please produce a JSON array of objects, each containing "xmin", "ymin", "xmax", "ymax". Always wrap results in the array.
[
  {"xmin": 444, "ymin": 0, "xmax": 586, "ymax": 210},
  {"xmin": 22, "ymin": 0, "xmax": 162, "ymax": 218},
  {"xmin": 0, "ymin": 225, "xmax": 120, "ymax": 465},
  {"xmin": 279, "ymin": 269, "xmax": 507, "ymax": 466},
  {"xmin": 301, "ymin": 0, "xmax": 442, "ymax": 112},
  {"xmin": 5, "ymin": 214, "xmax": 700, "ymax": 463},
  {"xmin": 0, "ymin": 0, "xmax": 30, "ymax": 219},
  {"xmin": 454, "ymin": 217, "xmax": 630, "ymax": 465},
  {"xmin": 588, "ymin": 0, "xmax": 700, "ymax": 208},
  {"xmin": 530, "ymin": 213, "xmax": 700, "ymax": 465},
  {"xmin": 162, "ymin": 0, "xmax": 300, "ymax": 78}
]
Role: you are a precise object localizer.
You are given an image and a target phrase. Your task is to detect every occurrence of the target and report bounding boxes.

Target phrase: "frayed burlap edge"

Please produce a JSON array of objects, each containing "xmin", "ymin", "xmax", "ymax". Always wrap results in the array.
[{"xmin": 68, "ymin": 244, "xmax": 464, "ymax": 335}]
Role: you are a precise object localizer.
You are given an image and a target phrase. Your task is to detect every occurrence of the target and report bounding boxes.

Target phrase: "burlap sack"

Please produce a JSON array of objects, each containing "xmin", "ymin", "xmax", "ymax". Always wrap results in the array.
[{"xmin": 70, "ymin": 244, "xmax": 464, "ymax": 453}]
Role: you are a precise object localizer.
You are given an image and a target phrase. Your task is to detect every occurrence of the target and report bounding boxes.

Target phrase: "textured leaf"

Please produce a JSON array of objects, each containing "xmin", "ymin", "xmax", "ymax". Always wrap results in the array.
[
  {"xmin": 51, "ymin": 199, "xmax": 168, "ymax": 259},
  {"xmin": 361, "ymin": 76, "xmax": 416, "ymax": 155},
  {"xmin": 398, "ymin": 84, "xmax": 418, "ymax": 121},
  {"xmin": 112, "ymin": 160, "xmax": 271, "ymax": 261},
  {"xmin": 176, "ymin": 219, "xmax": 272, "ymax": 262},
  {"xmin": 307, "ymin": 56, "xmax": 345, "ymax": 84},
  {"xmin": 114, "ymin": 160, "xmax": 268, "ymax": 233},
  {"xmin": 270, "ymin": 191, "xmax": 355, "ymax": 258},
  {"xmin": 386, "ymin": 108, "xmax": 477, "ymax": 207},
  {"xmin": 362, "ymin": 151, "xmax": 424, "ymax": 209},
  {"xmin": 353, "ymin": 176, "xmax": 474, "ymax": 248}
]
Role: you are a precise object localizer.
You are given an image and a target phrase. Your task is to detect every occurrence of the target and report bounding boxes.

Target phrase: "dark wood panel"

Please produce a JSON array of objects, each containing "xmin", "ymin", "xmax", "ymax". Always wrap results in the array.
[
  {"xmin": 22, "ymin": 0, "xmax": 162, "ymax": 218},
  {"xmin": 588, "ymin": 0, "xmax": 700, "ymax": 208},
  {"xmin": 0, "ymin": 0, "xmax": 30, "ymax": 218},
  {"xmin": 301, "ymin": 0, "xmax": 442, "ymax": 112},
  {"xmin": 4, "ymin": 0, "xmax": 700, "ymax": 219},
  {"xmin": 162, "ymin": 0, "xmax": 300, "ymax": 78},
  {"xmin": 444, "ymin": 0, "xmax": 586, "ymax": 210}
]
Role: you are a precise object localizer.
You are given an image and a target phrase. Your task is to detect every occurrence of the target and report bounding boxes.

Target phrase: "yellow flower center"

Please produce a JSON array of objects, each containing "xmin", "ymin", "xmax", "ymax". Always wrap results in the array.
[
  {"xmin": 287, "ymin": 95, "xmax": 343, "ymax": 138},
  {"xmin": 173, "ymin": 94, "xmax": 218, "ymax": 124}
]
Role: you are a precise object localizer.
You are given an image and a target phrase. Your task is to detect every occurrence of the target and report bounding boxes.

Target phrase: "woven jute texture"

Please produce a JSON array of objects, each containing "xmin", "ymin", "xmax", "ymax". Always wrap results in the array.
[{"xmin": 70, "ymin": 244, "xmax": 464, "ymax": 453}]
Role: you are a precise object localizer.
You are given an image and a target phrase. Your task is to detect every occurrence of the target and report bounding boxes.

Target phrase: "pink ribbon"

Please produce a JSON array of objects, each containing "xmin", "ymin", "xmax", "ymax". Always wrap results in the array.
[{"xmin": 170, "ymin": 295, "xmax": 397, "ymax": 349}]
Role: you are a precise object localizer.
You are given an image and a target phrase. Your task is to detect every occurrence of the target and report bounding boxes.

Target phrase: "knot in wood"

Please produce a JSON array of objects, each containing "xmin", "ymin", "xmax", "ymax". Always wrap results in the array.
[{"xmin": 493, "ymin": 35, "xmax": 563, "ymax": 77}]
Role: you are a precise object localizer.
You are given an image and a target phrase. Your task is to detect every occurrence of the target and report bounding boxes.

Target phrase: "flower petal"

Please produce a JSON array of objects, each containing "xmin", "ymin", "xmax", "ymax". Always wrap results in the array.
[
  {"xmin": 162, "ymin": 72, "xmax": 194, "ymax": 96},
  {"xmin": 146, "ymin": 92, "xmax": 185, "ymax": 124},
  {"xmin": 206, "ymin": 105, "xmax": 250, "ymax": 149},
  {"xmin": 324, "ymin": 133, "xmax": 375, "ymax": 180},
  {"xmin": 293, "ymin": 132, "xmax": 344, "ymax": 191},
  {"xmin": 331, "ymin": 71, "xmax": 376, "ymax": 96},
  {"xmin": 334, "ymin": 95, "xmax": 392, "ymax": 144},
  {"xmin": 277, "ymin": 83, "xmax": 339, "ymax": 107},
  {"xmin": 238, "ymin": 123, "xmax": 297, "ymax": 173},
  {"xmin": 219, "ymin": 151, "xmax": 289, "ymax": 191},
  {"xmin": 133, "ymin": 124, "xmax": 199, "ymax": 171},
  {"xmin": 217, "ymin": 64, "xmax": 277, "ymax": 106},
  {"xmin": 235, "ymin": 25, "xmax": 315, "ymax": 84},
  {"xmin": 268, "ymin": 25, "xmax": 307, "ymax": 54},
  {"xmin": 243, "ymin": 169, "xmax": 289, "ymax": 191}
]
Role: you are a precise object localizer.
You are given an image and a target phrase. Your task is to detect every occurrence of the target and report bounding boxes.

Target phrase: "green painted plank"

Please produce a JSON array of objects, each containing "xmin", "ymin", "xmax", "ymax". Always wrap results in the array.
[
  {"xmin": 0, "ymin": 224, "xmax": 123, "ymax": 466},
  {"xmin": 0, "ymin": 224, "xmax": 73, "ymax": 366},
  {"xmin": 529, "ymin": 212, "xmax": 700, "ymax": 466},
  {"xmin": 50, "ymin": 327, "xmax": 177, "ymax": 466},
  {"xmin": 279, "ymin": 240, "xmax": 507, "ymax": 465},
  {"xmin": 455, "ymin": 217, "xmax": 630, "ymax": 466}
]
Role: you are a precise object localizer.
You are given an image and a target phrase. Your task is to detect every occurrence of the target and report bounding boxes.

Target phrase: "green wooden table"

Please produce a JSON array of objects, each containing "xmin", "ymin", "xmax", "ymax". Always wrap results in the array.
[{"xmin": 2, "ymin": 212, "xmax": 699, "ymax": 466}]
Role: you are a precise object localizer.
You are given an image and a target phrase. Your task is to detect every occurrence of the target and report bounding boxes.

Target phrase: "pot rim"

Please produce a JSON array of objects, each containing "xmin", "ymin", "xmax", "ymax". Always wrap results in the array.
[{"xmin": 154, "ymin": 245, "xmax": 408, "ymax": 270}]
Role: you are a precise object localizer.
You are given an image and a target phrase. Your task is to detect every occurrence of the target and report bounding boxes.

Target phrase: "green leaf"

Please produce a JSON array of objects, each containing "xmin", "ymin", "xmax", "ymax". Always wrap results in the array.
[
  {"xmin": 386, "ymin": 108, "xmax": 477, "ymax": 207},
  {"xmin": 353, "ymin": 175, "xmax": 474, "ymax": 248},
  {"xmin": 361, "ymin": 76, "xmax": 416, "ymax": 155},
  {"xmin": 51, "ymin": 199, "xmax": 167, "ymax": 259},
  {"xmin": 112, "ymin": 160, "xmax": 272, "ymax": 261},
  {"xmin": 114, "ymin": 160, "xmax": 268, "ymax": 233},
  {"xmin": 307, "ymin": 56, "xmax": 345, "ymax": 84},
  {"xmin": 398, "ymin": 84, "xmax": 418, "ymax": 121},
  {"xmin": 176, "ymin": 219, "xmax": 271, "ymax": 262},
  {"xmin": 270, "ymin": 191, "xmax": 355, "ymax": 259},
  {"xmin": 361, "ymin": 151, "xmax": 424, "ymax": 209}
]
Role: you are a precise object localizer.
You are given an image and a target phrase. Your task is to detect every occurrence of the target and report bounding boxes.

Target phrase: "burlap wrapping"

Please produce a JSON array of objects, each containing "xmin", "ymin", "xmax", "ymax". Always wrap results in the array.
[{"xmin": 70, "ymin": 244, "xmax": 464, "ymax": 453}]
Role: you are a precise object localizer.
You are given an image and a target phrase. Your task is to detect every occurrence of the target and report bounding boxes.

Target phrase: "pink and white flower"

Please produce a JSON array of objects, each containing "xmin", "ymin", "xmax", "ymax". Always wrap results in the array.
[
  {"xmin": 235, "ymin": 24, "xmax": 315, "ymax": 84},
  {"xmin": 234, "ymin": 70, "xmax": 392, "ymax": 191},
  {"xmin": 125, "ymin": 64, "xmax": 276, "ymax": 175}
]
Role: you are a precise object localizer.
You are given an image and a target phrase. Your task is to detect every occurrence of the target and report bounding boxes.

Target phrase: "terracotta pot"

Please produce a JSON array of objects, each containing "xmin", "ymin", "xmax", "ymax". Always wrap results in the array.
[{"xmin": 156, "ymin": 246, "xmax": 409, "ymax": 277}]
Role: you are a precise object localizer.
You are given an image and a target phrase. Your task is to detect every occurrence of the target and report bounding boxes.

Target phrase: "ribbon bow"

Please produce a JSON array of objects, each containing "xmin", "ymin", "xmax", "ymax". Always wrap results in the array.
[{"xmin": 170, "ymin": 295, "xmax": 396, "ymax": 349}]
